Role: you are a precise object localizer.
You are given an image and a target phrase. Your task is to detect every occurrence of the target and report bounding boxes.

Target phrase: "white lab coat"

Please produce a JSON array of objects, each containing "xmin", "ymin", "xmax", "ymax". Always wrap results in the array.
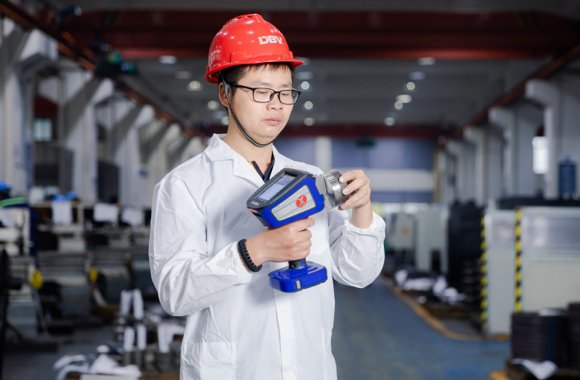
[{"xmin": 149, "ymin": 134, "xmax": 385, "ymax": 380}]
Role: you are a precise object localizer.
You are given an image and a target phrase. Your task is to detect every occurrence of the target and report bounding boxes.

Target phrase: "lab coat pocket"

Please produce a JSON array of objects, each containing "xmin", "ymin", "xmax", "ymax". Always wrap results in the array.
[
  {"xmin": 309, "ymin": 211, "xmax": 330, "ymax": 256},
  {"xmin": 183, "ymin": 341, "xmax": 237, "ymax": 380}
]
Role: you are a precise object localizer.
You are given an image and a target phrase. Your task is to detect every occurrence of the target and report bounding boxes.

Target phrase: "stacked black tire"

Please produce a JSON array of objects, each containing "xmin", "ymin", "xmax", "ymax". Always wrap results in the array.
[
  {"xmin": 570, "ymin": 303, "xmax": 580, "ymax": 370},
  {"xmin": 511, "ymin": 303, "xmax": 580, "ymax": 369},
  {"xmin": 446, "ymin": 201, "xmax": 482, "ymax": 296},
  {"xmin": 511, "ymin": 311, "xmax": 568, "ymax": 366}
]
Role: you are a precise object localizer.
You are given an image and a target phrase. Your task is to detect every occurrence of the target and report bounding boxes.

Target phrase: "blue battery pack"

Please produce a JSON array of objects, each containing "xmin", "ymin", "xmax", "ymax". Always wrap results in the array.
[{"xmin": 269, "ymin": 260, "xmax": 327, "ymax": 292}]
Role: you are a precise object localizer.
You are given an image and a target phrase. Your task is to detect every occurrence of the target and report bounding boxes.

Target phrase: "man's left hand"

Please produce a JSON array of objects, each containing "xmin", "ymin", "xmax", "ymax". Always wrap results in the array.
[{"xmin": 337, "ymin": 169, "xmax": 373, "ymax": 228}]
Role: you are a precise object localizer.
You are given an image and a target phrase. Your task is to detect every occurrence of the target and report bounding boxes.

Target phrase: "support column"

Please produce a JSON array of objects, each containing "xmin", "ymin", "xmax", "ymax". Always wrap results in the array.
[
  {"xmin": 1, "ymin": 19, "xmax": 56, "ymax": 194},
  {"xmin": 437, "ymin": 146, "xmax": 457, "ymax": 204},
  {"xmin": 526, "ymin": 77, "xmax": 580, "ymax": 199},
  {"xmin": 143, "ymin": 122, "xmax": 181, "ymax": 198},
  {"xmin": 106, "ymin": 100, "xmax": 155, "ymax": 207},
  {"xmin": 464, "ymin": 126, "xmax": 488, "ymax": 205},
  {"xmin": 446, "ymin": 139, "xmax": 477, "ymax": 203},
  {"xmin": 486, "ymin": 125, "xmax": 504, "ymax": 201},
  {"xmin": 315, "ymin": 137, "xmax": 332, "ymax": 172},
  {"xmin": 489, "ymin": 107, "xmax": 516, "ymax": 196},
  {"xmin": 166, "ymin": 136, "xmax": 193, "ymax": 169},
  {"xmin": 58, "ymin": 60, "xmax": 113, "ymax": 203},
  {"xmin": 490, "ymin": 103, "xmax": 542, "ymax": 197},
  {"xmin": 0, "ymin": 18, "xmax": 29, "ymax": 193}
]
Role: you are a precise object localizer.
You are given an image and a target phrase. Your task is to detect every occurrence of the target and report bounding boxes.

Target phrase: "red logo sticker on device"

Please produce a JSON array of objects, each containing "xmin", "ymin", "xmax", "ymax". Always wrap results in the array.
[{"xmin": 296, "ymin": 195, "xmax": 307, "ymax": 208}]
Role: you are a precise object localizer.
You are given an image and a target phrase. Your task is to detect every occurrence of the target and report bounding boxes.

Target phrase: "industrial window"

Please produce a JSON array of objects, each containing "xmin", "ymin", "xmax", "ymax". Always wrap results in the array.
[
  {"xmin": 33, "ymin": 118, "xmax": 55, "ymax": 141},
  {"xmin": 532, "ymin": 136, "xmax": 548, "ymax": 174}
]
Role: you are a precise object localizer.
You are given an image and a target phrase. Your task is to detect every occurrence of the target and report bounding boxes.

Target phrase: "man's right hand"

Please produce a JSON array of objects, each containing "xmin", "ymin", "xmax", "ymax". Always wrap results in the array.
[{"xmin": 244, "ymin": 218, "xmax": 315, "ymax": 266}]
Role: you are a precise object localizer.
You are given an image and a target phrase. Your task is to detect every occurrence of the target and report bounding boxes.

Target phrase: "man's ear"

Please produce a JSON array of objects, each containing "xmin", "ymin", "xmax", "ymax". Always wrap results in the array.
[{"xmin": 218, "ymin": 82, "xmax": 229, "ymax": 108}]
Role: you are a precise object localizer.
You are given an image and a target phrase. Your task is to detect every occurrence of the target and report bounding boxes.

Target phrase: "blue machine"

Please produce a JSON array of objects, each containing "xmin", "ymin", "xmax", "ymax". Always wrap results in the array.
[{"xmin": 247, "ymin": 168, "xmax": 347, "ymax": 292}]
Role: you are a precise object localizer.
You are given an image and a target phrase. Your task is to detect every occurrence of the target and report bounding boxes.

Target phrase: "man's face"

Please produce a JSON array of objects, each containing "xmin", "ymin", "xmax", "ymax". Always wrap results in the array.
[{"xmin": 228, "ymin": 65, "xmax": 294, "ymax": 145}]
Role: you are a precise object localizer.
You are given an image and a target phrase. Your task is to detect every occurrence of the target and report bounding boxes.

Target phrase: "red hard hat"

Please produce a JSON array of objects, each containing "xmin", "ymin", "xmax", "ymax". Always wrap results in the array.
[{"xmin": 205, "ymin": 14, "xmax": 304, "ymax": 83}]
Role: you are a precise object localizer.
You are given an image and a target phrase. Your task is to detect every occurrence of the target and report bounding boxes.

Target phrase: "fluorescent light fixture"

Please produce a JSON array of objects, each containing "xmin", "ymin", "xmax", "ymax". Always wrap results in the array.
[
  {"xmin": 187, "ymin": 81, "xmax": 202, "ymax": 91},
  {"xmin": 304, "ymin": 101, "xmax": 314, "ymax": 110},
  {"xmin": 532, "ymin": 136, "xmax": 548, "ymax": 174},
  {"xmin": 418, "ymin": 57, "xmax": 436, "ymax": 66},
  {"xmin": 175, "ymin": 71, "xmax": 191, "ymax": 79},
  {"xmin": 304, "ymin": 117, "xmax": 315, "ymax": 126},
  {"xmin": 385, "ymin": 117, "xmax": 395, "ymax": 126},
  {"xmin": 406, "ymin": 82, "xmax": 416, "ymax": 91},
  {"xmin": 409, "ymin": 71, "xmax": 426, "ymax": 80},
  {"xmin": 207, "ymin": 100, "xmax": 219, "ymax": 110},
  {"xmin": 394, "ymin": 101, "xmax": 403, "ymax": 110},
  {"xmin": 301, "ymin": 81, "xmax": 310, "ymax": 90},
  {"xmin": 396, "ymin": 94, "xmax": 412, "ymax": 103},
  {"xmin": 159, "ymin": 55, "xmax": 177, "ymax": 64}
]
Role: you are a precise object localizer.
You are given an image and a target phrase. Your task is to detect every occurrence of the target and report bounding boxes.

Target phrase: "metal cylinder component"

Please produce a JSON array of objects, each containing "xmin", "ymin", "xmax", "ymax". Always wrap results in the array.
[{"xmin": 321, "ymin": 169, "xmax": 348, "ymax": 208}]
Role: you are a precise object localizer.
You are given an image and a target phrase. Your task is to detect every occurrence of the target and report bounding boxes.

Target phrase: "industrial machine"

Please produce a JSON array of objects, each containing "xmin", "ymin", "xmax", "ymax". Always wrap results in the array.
[
  {"xmin": 414, "ymin": 207, "xmax": 448, "ymax": 274},
  {"xmin": 0, "ymin": 208, "xmax": 30, "ymax": 256},
  {"xmin": 516, "ymin": 207, "xmax": 580, "ymax": 312},
  {"xmin": 480, "ymin": 210, "xmax": 516, "ymax": 335}
]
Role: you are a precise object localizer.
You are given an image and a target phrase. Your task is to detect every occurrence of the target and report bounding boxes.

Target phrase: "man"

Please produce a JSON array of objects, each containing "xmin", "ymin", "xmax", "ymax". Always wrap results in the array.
[{"xmin": 149, "ymin": 14, "xmax": 385, "ymax": 380}]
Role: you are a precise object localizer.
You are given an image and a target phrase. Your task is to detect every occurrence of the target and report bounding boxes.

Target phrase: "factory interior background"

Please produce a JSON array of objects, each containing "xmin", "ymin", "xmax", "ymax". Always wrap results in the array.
[{"xmin": 2, "ymin": 0, "xmax": 580, "ymax": 379}]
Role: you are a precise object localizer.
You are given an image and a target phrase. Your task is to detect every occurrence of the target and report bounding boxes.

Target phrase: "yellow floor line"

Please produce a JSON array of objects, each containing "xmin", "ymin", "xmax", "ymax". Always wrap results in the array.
[
  {"xmin": 380, "ymin": 276, "xmax": 488, "ymax": 342},
  {"xmin": 488, "ymin": 370, "xmax": 509, "ymax": 380}
]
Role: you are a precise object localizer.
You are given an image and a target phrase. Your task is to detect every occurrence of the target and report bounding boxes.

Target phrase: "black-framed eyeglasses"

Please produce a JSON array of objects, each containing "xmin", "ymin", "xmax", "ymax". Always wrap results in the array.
[{"xmin": 226, "ymin": 82, "xmax": 301, "ymax": 105}]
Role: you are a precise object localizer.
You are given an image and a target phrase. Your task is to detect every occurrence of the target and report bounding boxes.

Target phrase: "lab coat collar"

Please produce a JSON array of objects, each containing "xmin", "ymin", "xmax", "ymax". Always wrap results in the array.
[{"xmin": 205, "ymin": 134, "xmax": 290, "ymax": 187}]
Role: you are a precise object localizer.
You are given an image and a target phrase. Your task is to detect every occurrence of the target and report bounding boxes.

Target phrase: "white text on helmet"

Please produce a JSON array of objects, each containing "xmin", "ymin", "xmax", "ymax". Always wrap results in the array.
[{"xmin": 258, "ymin": 36, "xmax": 283, "ymax": 45}]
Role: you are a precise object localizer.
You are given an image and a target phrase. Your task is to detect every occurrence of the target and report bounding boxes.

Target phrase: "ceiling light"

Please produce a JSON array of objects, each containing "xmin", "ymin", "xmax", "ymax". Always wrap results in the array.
[
  {"xmin": 175, "ymin": 71, "xmax": 191, "ymax": 79},
  {"xmin": 221, "ymin": 116, "xmax": 229, "ymax": 126},
  {"xmin": 304, "ymin": 101, "xmax": 314, "ymax": 110},
  {"xmin": 207, "ymin": 100, "xmax": 219, "ymax": 110},
  {"xmin": 406, "ymin": 82, "xmax": 416, "ymax": 91},
  {"xmin": 385, "ymin": 117, "xmax": 395, "ymax": 126},
  {"xmin": 418, "ymin": 57, "xmax": 436, "ymax": 66},
  {"xmin": 396, "ymin": 94, "xmax": 412, "ymax": 103},
  {"xmin": 394, "ymin": 101, "xmax": 403, "ymax": 110},
  {"xmin": 187, "ymin": 81, "xmax": 202, "ymax": 91},
  {"xmin": 159, "ymin": 55, "xmax": 177, "ymax": 64},
  {"xmin": 304, "ymin": 117, "xmax": 315, "ymax": 126},
  {"xmin": 301, "ymin": 81, "xmax": 310, "ymax": 90},
  {"xmin": 296, "ymin": 71, "xmax": 313, "ymax": 80},
  {"xmin": 409, "ymin": 72, "xmax": 426, "ymax": 80}
]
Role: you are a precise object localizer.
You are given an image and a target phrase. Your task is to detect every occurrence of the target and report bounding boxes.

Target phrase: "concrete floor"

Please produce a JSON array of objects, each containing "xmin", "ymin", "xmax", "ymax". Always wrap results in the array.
[
  {"xmin": 332, "ymin": 280, "xmax": 509, "ymax": 380},
  {"xmin": 3, "ymin": 277, "xmax": 510, "ymax": 380}
]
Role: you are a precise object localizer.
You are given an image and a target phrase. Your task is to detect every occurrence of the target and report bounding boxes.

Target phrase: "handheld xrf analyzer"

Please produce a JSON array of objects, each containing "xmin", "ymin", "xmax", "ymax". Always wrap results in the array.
[{"xmin": 247, "ymin": 168, "xmax": 348, "ymax": 292}]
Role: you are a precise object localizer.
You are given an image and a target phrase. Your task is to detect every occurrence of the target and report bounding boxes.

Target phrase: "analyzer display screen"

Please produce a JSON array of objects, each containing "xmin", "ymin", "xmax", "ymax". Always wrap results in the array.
[{"xmin": 257, "ymin": 174, "xmax": 295, "ymax": 202}]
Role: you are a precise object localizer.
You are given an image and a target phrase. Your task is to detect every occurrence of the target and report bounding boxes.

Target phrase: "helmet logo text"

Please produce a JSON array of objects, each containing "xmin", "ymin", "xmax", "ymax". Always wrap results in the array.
[{"xmin": 258, "ymin": 35, "xmax": 283, "ymax": 45}]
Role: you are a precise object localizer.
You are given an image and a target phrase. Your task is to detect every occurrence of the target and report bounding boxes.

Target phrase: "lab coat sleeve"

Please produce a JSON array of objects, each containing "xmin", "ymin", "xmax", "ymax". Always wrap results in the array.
[
  {"xmin": 328, "ymin": 208, "xmax": 386, "ymax": 288},
  {"xmin": 148, "ymin": 177, "xmax": 252, "ymax": 317}
]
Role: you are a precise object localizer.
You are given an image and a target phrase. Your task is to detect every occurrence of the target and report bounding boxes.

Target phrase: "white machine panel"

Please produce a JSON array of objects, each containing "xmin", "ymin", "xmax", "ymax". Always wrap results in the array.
[
  {"xmin": 415, "ymin": 207, "xmax": 447, "ymax": 273},
  {"xmin": 518, "ymin": 207, "xmax": 580, "ymax": 312},
  {"xmin": 482, "ymin": 210, "xmax": 515, "ymax": 335}
]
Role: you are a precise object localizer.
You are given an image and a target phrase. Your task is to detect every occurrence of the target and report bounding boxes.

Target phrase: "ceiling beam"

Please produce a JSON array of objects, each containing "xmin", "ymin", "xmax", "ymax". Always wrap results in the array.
[
  {"xmin": 0, "ymin": 0, "xmax": 184, "ymax": 127},
  {"xmin": 445, "ymin": 38, "xmax": 580, "ymax": 143},
  {"xmin": 62, "ymin": 10, "xmax": 580, "ymax": 61}
]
